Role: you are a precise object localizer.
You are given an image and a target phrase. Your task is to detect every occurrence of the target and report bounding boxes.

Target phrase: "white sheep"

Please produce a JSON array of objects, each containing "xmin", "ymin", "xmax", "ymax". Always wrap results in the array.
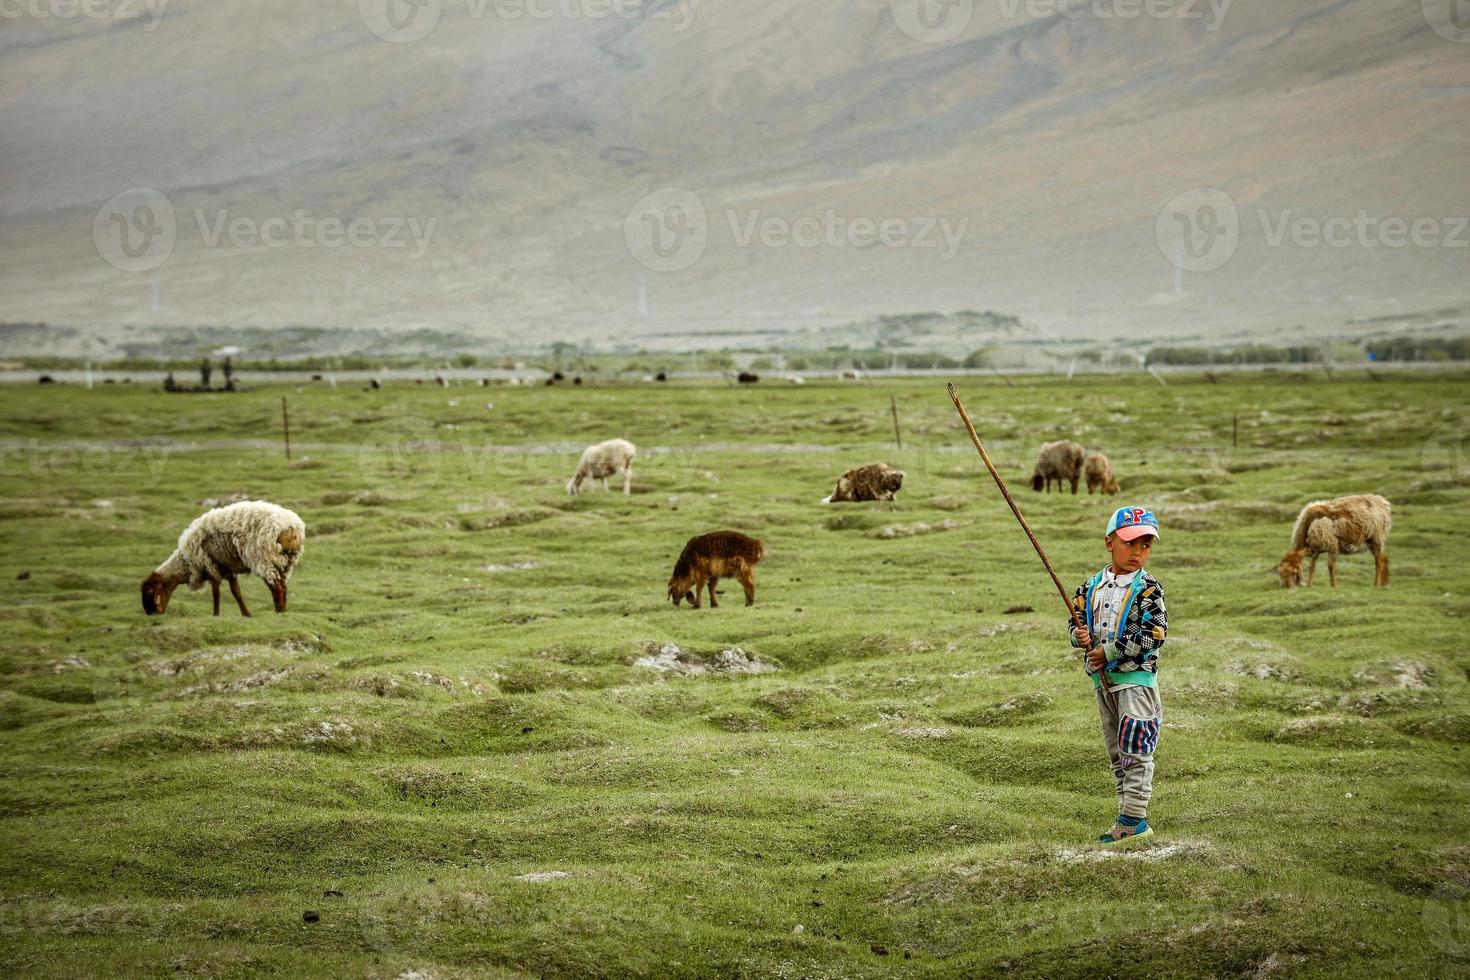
[
  {"xmin": 141, "ymin": 500, "xmax": 305, "ymax": 616},
  {"xmin": 567, "ymin": 439, "xmax": 636, "ymax": 495}
]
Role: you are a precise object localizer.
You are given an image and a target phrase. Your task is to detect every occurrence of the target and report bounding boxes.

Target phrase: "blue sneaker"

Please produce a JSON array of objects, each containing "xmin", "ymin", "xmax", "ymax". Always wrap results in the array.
[{"xmin": 1097, "ymin": 819, "xmax": 1153, "ymax": 846}]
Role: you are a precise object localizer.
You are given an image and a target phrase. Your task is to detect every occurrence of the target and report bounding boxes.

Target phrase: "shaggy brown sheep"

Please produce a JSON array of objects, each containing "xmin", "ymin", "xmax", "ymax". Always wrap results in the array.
[
  {"xmin": 1031, "ymin": 440, "xmax": 1085, "ymax": 494},
  {"xmin": 668, "ymin": 531, "xmax": 764, "ymax": 608},
  {"xmin": 823, "ymin": 463, "xmax": 905, "ymax": 503},
  {"xmin": 1084, "ymin": 452, "xmax": 1120, "ymax": 495},
  {"xmin": 1277, "ymin": 494, "xmax": 1391, "ymax": 588}
]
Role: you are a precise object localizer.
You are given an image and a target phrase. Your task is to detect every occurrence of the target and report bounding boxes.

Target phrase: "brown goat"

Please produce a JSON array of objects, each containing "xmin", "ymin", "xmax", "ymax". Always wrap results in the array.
[
  {"xmin": 1084, "ymin": 452, "xmax": 1120, "ymax": 495},
  {"xmin": 824, "ymin": 463, "xmax": 904, "ymax": 503},
  {"xmin": 1031, "ymin": 440, "xmax": 1085, "ymax": 494},
  {"xmin": 668, "ymin": 531, "xmax": 764, "ymax": 608},
  {"xmin": 1277, "ymin": 494, "xmax": 1392, "ymax": 589}
]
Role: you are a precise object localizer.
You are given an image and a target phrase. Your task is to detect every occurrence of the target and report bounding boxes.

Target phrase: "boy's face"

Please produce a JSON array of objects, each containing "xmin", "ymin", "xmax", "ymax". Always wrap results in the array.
[{"xmin": 1106, "ymin": 532, "xmax": 1155, "ymax": 574}]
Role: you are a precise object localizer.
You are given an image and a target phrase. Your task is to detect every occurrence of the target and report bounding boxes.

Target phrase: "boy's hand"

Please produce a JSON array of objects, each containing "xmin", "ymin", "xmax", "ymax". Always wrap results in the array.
[
  {"xmin": 1086, "ymin": 647, "xmax": 1107, "ymax": 671},
  {"xmin": 1074, "ymin": 626, "xmax": 1092, "ymax": 649}
]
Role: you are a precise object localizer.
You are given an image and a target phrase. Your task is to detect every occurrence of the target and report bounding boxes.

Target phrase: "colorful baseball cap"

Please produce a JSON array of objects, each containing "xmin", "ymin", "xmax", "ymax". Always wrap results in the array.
[{"xmin": 1106, "ymin": 506, "xmax": 1160, "ymax": 542}]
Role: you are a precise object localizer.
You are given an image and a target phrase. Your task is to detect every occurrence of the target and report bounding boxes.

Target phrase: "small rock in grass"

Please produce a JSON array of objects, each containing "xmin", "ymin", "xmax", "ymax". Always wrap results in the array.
[
  {"xmin": 793, "ymin": 924, "xmax": 804, "ymax": 934},
  {"xmin": 303, "ymin": 910, "xmax": 320, "ymax": 923}
]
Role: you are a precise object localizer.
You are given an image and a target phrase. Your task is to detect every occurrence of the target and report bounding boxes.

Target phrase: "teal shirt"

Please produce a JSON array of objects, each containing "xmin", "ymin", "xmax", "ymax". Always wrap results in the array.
[{"xmin": 1069, "ymin": 567, "xmax": 1167, "ymax": 689}]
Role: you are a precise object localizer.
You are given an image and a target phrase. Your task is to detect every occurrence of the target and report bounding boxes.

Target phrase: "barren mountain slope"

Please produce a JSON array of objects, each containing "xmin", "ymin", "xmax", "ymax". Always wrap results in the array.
[{"xmin": 0, "ymin": 0, "xmax": 1465, "ymax": 350}]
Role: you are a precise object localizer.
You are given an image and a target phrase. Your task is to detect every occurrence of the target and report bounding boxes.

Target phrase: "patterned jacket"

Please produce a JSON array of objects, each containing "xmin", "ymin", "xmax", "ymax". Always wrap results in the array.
[{"xmin": 1067, "ymin": 568, "xmax": 1168, "ymax": 689}]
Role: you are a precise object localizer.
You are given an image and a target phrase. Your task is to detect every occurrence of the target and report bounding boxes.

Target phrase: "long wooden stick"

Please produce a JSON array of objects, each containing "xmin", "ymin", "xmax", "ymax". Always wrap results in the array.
[{"xmin": 947, "ymin": 383, "xmax": 1113, "ymax": 697}]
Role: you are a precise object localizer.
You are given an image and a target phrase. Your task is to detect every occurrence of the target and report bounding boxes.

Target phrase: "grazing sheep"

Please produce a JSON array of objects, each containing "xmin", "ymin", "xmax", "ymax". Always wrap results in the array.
[
  {"xmin": 1277, "ymin": 494, "xmax": 1392, "ymax": 589},
  {"xmin": 1031, "ymin": 440, "xmax": 1086, "ymax": 494},
  {"xmin": 668, "ymin": 531, "xmax": 764, "ymax": 608},
  {"xmin": 737, "ymin": 372, "xmax": 760, "ymax": 384},
  {"xmin": 141, "ymin": 500, "xmax": 305, "ymax": 617},
  {"xmin": 1084, "ymin": 452, "xmax": 1120, "ymax": 495},
  {"xmin": 567, "ymin": 438, "xmax": 636, "ymax": 495},
  {"xmin": 822, "ymin": 463, "xmax": 905, "ymax": 503}
]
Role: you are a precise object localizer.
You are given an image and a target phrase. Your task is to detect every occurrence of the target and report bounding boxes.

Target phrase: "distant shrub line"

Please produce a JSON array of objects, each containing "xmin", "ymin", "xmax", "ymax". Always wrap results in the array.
[{"xmin": 1146, "ymin": 338, "xmax": 1470, "ymax": 365}]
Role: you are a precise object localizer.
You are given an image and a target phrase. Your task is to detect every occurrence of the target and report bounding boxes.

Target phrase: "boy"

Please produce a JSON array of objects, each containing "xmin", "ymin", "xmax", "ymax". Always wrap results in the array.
[{"xmin": 1069, "ymin": 506, "xmax": 1168, "ymax": 845}]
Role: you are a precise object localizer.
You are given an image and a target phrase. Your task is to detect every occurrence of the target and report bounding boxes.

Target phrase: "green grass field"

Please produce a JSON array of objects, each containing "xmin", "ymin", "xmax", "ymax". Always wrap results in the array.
[{"xmin": 1, "ymin": 372, "xmax": 1467, "ymax": 978}]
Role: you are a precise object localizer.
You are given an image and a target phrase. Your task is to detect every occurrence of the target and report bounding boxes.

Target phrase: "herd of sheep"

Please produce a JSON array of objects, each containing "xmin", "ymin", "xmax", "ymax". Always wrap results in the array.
[{"xmin": 140, "ymin": 434, "xmax": 1392, "ymax": 618}]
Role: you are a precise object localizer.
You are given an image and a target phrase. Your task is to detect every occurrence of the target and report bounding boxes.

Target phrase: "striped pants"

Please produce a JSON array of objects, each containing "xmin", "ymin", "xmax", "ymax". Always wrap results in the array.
[{"xmin": 1095, "ymin": 685, "xmax": 1162, "ymax": 819}]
